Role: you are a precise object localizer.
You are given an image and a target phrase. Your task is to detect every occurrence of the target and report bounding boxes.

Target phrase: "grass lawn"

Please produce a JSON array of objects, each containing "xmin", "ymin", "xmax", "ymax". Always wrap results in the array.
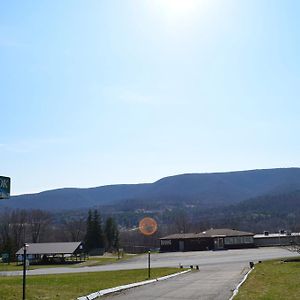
[
  {"xmin": 0, "ymin": 254, "xmax": 134, "ymax": 271},
  {"xmin": 73, "ymin": 254, "xmax": 134, "ymax": 267},
  {"xmin": 235, "ymin": 258, "xmax": 300, "ymax": 300},
  {"xmin": 0, "ymin": 267, "xmax": 180, "ymax": 300}
]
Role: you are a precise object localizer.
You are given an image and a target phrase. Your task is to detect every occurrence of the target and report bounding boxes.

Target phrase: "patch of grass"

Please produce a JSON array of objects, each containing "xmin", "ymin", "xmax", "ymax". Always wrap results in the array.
[
  {"xmin": 0, "ymin": 254, "xmax": 135, "ymax": 271},
  {"xmin": 0, "ymin": 268, "xmax": 180, "ymax": 300},
  {"xmin": 235, "ymin": 259, "xmax": 300, "ymax": 300},
  {"xmin": 0, "ymin": 262, "xmax": 22, "ymax": 271},
  {"xmin": 0, "ymin": 262, "xmax": 74, "ymax": 271},
  {"xmin": 74, "ymin": 254, "xmax": 134, "ymax": 267}
]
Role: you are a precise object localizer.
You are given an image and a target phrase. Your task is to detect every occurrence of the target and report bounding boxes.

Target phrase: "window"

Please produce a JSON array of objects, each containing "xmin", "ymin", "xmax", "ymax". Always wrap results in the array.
[
  {"xmin": 243, "ymin": 236, "xmax": 253, "ymax": 244},
  {"xmin": 161, "ymin": 240, "xmax": 171, "ymax": 246},
  {"xmin": 225, "ymin": 237, "xmax": 234, "ymax": 244}
]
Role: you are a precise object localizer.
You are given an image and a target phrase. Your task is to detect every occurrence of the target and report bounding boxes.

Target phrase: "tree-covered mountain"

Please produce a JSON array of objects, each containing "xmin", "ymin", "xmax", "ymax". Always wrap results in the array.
[
  {"xmin": 230, "ymin": 189, "xmax": 300, "ymax": 215},
  {"xmin": 194, "ymin": 190, "xmax": 300, "ymax": 232},
  {"xmin": 1, "ymin": 168, "xmax": 300, "ymax": 212}
]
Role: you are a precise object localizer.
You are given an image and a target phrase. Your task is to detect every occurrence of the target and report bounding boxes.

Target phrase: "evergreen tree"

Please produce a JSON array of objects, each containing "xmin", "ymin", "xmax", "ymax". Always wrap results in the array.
[
  {"xmin": 84, "ymin": 210, "xmax": 93, "ymax": 252},
  {"xmin": 113, "ymin": 226, "xmax": 120, "ymax": 251},
  {"xmin": 92, "ymin": 210, "xmax": 104, "ymax": 249},
  {"xmin": 84, "ymin": 209, "xmax": 104, "ymax": 252},
  {"xmin": 104, "ymin": 217, "xmax": 119, "ymax": 251}
]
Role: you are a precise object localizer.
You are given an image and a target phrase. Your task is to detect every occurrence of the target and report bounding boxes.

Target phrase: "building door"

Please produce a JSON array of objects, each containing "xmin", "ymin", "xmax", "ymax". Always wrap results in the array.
[
  {"xmin": 214, "ymin": 238, "xmax": 224, "ymax": 250},
  {"xmin": 218, "ymin": 238, "xmax": 224, "ymax": 249},
  {"xmin": 179, "ymin": 241, "xmax": 184, "ymax": 251}
]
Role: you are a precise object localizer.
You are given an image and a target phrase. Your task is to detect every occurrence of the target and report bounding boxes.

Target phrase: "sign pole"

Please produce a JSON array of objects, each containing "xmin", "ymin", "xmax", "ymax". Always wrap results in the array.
[
  {"xmin": 22, "ymin": 244, "xmax": 28, "ymax": 300},
  {"xmin": 138, "ymin": 217, "xmax": 158, "ymax": 281},
  {"xmin": 148, "ymin": 250, "xmax": 151, "ymax": 279}
]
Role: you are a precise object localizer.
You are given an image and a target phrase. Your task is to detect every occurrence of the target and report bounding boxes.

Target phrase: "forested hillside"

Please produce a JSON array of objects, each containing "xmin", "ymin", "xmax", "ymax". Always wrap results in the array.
[
  {"xmin": 1, "ymin": 168, "xmax": 300, "ymax": 212},
  {"xmin": 189, "ymin": 190, "xmax": 300, "ymax": 233}
]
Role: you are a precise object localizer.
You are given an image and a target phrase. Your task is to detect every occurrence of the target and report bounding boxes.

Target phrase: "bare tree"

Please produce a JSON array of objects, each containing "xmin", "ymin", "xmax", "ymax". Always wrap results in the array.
[
  {"xmin": 173, "ymin": 209, "xmax": 190, "ymax": 233},
  {"xmin": 63, "ymin": 217, "xmax": 86, "ymax": 242},
  {"xmin": 28, "ymin": 210, "xmax": 52, "ymax": 243},
  {"xmin": 0, "ymin": 210, "xmax": 11, "ymax": 253},
  {"xmin": 9, "ymin": 210, "xmax": 28, "ymax": 250}
]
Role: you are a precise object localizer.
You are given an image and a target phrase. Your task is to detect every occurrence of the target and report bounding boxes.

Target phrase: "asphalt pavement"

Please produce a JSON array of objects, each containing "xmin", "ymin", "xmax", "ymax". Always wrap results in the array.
[
  {"xmin": 1, "ymin": 247, "xmax": 299, "ymax": 300},
  {"xmin": 0, "ymin": 247, "xmax": 298, "ymax": 276},
  {"xmin": 102, "ymin": 263, "xmax": 249, "ymax": 300},
  {"xmin": 98, "ymin": 247, "xmax": 299, "ymax": 300}
]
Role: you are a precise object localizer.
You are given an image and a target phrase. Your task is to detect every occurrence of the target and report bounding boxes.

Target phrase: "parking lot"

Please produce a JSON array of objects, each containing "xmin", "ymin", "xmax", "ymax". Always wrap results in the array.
[
  {"xmin": 1, "ymin": 247, "xmax": 298, "ymax": 300},
  {"xmin": 102, "ymin": 247, "xmax": 299, "ymax": 300}
]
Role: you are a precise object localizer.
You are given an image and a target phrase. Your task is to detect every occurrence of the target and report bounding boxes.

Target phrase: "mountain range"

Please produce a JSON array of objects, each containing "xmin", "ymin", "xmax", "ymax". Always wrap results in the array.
[{"xmin": 1, "ymin": 168, "xmax": 300, "ymax": 212}]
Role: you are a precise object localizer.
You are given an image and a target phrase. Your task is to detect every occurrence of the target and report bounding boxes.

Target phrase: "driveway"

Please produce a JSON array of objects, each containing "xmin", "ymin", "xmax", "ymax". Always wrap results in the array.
[
  {"xmin": 102, "ymin": 263, "xmax": 249, "ymax": 300},
  {"xmin": 1, "ymin": 247, "xmax": 298, "ymax": 300},
  {"xmin": 100, "ymin": 247, "xmax": 299, "ymax": 300},
  {"xmin": 0, "ymin": 247, "xmax": 297, "ymax": 276}
]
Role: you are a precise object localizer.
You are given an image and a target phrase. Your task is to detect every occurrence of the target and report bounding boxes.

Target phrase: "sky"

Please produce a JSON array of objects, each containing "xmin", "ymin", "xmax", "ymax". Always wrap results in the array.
[{"xmin": 1, "ymin": 0, "xmax": 300, "ymax": 195}]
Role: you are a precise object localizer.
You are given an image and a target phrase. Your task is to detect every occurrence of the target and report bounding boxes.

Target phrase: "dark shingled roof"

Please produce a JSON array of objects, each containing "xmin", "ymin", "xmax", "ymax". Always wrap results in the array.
[
  {"xmin": 16, "ymin": 242, "xmax": 82, "ymax": 255},
  {"xmin": 160, "ymin": 228, "xmax": 254, "ymax": 240}
]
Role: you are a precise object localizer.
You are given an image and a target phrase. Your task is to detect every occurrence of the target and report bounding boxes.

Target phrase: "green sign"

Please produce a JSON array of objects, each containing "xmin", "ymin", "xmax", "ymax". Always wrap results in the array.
[{"xmin": 0, "ymin": 176, "xmax": 10, "ymax": 199}]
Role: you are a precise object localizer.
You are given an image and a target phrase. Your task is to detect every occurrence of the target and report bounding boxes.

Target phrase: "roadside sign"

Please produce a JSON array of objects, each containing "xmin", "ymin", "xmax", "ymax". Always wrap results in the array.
[{"xmin": 0, "ymin": 176, "xmax": 11, "ymax": 199}]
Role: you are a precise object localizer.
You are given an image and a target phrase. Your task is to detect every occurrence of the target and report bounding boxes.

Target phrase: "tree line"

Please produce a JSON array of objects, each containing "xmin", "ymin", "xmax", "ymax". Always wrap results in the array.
[{"xmin": 0, "ymin": 209, "xmax": 119, "ymax": 260}]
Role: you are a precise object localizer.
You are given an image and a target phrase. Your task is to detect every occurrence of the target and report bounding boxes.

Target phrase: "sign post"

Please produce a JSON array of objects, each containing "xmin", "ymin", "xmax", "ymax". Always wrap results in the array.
[
  {"xmin": 23, "ymin": 243, "xmax": 29, "ymax": 300},
  {"xmin": 0, "ymin": 176, "xmax": 11, "ymax": 199},
  {"xmin": 148, "ymin": 250, "xmax": 151, "ymax": 278}
]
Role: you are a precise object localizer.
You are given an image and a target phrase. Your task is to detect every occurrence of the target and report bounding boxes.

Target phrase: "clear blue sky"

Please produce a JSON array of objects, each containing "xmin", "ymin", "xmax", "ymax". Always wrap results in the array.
[{"xmin": 1, "ymin": 0, "xmax": 299, "ymax": 195}]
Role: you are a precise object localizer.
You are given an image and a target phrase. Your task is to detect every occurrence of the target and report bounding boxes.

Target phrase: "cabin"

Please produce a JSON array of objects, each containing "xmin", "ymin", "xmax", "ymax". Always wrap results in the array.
[
  {"xmin": 160, "ymin": 228, "xmax": 255, "ymax": 252},
  {"xmin": 16, "ymin": 242, "xmax": 86, "ymax": 264}
]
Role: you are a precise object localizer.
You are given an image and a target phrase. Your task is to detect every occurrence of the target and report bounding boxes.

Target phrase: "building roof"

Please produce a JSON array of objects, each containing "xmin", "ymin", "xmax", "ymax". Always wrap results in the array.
[
  {"xmin": 254, "ymin": 232, "xmax": 300, "ymax": 239},
  {"xmin": 205, "ymin": 228, "xmax": 254, "ymax": 237},
  {"xmin": 16, "ymin": 242, "xmax": 83, "ymax": 255},
  {"xmin": 160, "ymin": 228, "xmax": 254, "ymax": 240}
]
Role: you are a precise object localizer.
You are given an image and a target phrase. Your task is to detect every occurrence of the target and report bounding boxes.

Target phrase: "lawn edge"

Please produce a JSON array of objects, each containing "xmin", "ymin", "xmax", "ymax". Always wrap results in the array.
[
  {"xmin": 77, "ymin": 269, "xmax": 191, "ymax": 300},
  {"xmin": 229, "ymin": 267, "xmax": 253, "ymax": 300}
]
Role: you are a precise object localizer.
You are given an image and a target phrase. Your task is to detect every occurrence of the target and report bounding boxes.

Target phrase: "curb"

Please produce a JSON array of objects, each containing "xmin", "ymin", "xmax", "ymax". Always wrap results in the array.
[
  {"xmin": 77, "ymin": 269, "xmax": 191, "ymax": 300},
  {"xmin": 229, "ymin": 267, "xmax": 254, "ymax": 300}
]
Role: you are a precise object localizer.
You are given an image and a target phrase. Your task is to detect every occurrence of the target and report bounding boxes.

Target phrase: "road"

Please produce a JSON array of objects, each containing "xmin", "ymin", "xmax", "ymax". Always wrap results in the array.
[
  {"xmin": 101, "ymin": 247, "xmax": 299, "ymax": 300},
  {"xmin": 0, "ymin": 247, "xmax": 297, "ymax": 277},
  {"xmin": 103, "ymin": 263, "xmax": 248, "ymax": 300},
  {"xmin": 1, "ymin": 247, "xmax": 298, "ymax": 300}
]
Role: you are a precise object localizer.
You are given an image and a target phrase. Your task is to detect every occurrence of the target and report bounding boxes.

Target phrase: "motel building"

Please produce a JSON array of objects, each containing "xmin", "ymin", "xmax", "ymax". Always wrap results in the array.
[
  {"xmin": 253, "ymin": 230, "xmax": 300, "ymax": 247},
  {"xmin": 160, "ymin": 228, "xmax": 255, "ymax": 252}
]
